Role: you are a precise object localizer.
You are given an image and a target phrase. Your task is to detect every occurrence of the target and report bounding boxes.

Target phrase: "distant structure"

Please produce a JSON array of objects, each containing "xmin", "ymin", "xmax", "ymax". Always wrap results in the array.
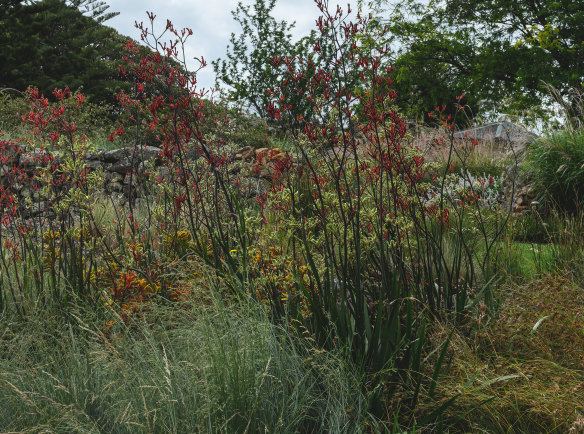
[{"xmin": 454, "ymin": 120, "xmax": 536, "ymax": 144}]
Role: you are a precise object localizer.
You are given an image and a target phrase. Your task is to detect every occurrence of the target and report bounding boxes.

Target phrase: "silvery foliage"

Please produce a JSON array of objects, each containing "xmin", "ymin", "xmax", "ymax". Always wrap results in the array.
[{"xmin": 428, "ymin": 170, "xmax": 504, "ymax": 208}]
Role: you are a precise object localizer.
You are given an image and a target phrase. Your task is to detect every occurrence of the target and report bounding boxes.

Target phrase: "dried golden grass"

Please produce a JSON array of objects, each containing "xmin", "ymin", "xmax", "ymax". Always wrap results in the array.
[{"xmin": 426, "ymin": 275, "xmax": 584, "ymax": 432}]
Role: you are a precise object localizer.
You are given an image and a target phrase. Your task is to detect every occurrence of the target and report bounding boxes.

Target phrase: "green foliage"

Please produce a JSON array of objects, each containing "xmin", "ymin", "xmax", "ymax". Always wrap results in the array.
[
  {"xmin": 0, "ymin": 0, "xmax": 129, "ymax": 106},
  {"xmin": 494, "ymin": 240, "xmax": 556, "ymax": 277},
  {"xmin": 213, "ymin": 0, "xmax": 296, "ymax": 118},
  {"xmin": 492, "ymin": 208, "xmax": 584, "ymax": 281},
  {"xmin": 368, "ymin": 0, "xmax": 584, "ymax": 124},
  {"xmin": 68, "ymin": 0, "xmax": 119, "ymax": 23},
  {"xmin": 507, "ymin": 213, "xmax": 555, "ymax": 244},
  {"xmin": 0, "ymin": 91, "xmax": 131, "ymax": 149},
  {"xmin": 199, "ymin": 98, "xmax": 271, "ymax": 148},
  {"xmin": 386, "ymin": 18, "xmax": 486, "ymax": 124},
  {"xmin": 213, "ymin": 0, "xmax": 331, "ymax": 132},
  {"xmin": 523, "ymin": 129, "xmax": 584, "ymax": 212}
]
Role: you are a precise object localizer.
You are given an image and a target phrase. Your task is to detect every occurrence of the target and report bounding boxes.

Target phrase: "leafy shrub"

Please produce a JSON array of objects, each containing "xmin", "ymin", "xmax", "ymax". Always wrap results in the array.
[
  {"xmin": 0, "ymin": 89, "xmax": 132, "ymax": 149},
  {"xmin": 200, "ymin": 99, "xmax": 271, "ymax": 148},
  {"xmin": 212, "ymin": 0, "xmax": 296, "ymax": 119},
  {"xmin": 213, "ymin": 0, "xmax": 325, "ymax": 134}
]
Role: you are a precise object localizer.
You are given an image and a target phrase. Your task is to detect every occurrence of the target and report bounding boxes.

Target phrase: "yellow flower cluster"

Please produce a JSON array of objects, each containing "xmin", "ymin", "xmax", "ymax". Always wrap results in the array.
[
  {"xmin": 41, "ymin": 229, "xmax": 61, "ymax": 269},
  {"xmin": 163, "ymin": 230, "xmax": 198, "ymax": 257}
]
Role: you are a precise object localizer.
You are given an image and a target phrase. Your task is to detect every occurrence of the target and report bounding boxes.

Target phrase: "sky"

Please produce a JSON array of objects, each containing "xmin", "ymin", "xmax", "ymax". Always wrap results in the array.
[{"xmin": 105, "ymin": 0, "xmax": 324, "ymax": 92}]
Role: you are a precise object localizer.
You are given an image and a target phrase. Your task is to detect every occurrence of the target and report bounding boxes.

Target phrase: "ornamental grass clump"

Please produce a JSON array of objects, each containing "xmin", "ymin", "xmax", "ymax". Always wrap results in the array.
[
  {"xmin": 0, "ymin": 294, "xmax": 367, "ymax": 432},
  {"xmin": 524, "ymin": 128, "xmax": 584, "ymax": 213}
]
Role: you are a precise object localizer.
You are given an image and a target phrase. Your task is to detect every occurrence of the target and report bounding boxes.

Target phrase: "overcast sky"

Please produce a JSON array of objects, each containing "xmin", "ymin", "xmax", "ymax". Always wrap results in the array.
[{"xmin": 105, "ymin": 0, "xmax": 324, "ymax": 92}]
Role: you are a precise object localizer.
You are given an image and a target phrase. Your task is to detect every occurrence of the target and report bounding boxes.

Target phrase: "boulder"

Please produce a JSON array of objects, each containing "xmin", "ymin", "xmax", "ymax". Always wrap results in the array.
[{"xmin": 234, "ymin": 146, "xmax": 254, "ymax": 161}]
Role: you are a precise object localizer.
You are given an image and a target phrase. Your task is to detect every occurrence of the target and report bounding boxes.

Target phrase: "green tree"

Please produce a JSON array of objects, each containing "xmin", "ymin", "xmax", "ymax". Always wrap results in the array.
[
  {"xmin": 68, "ymin": 0, "xmax": 119, "ymax": 23},
  {"xmin": 214, "ymin": 0, "xmax": 356, "ymax": 133},
  {"xmin": 213, "ymin": 0, "xmax": 296, "ymax": 118},
  {"xmin": 368, "ymin": 0, "xmax": 584, "ymax": 124},
  {"xmin": 0, "ymin": 0, "xmax": 127, "ymax": 105}
]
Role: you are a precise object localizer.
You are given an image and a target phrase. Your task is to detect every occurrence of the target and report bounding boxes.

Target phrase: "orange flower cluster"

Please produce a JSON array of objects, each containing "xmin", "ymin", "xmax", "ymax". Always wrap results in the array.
[
  {"xmin": 107, "ymin": 269, "xmax": 160, "ymax": 304},
  {"xmin": 102, "ymin": 265, "xmax": 191, "ymax": 314}
]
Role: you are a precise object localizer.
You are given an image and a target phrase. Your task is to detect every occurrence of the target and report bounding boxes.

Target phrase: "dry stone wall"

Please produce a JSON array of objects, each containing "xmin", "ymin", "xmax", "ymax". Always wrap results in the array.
[
  {"xmin": 0, "ymin": 141, "xmax": 165, "ymax": 219},
  {"xmin": 1, "ymin": 138, "xmax": 534, "ymax": 221},
  {"xmin": 0, "ymin": 140, "xmax": 294, "ymax": 221}
]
